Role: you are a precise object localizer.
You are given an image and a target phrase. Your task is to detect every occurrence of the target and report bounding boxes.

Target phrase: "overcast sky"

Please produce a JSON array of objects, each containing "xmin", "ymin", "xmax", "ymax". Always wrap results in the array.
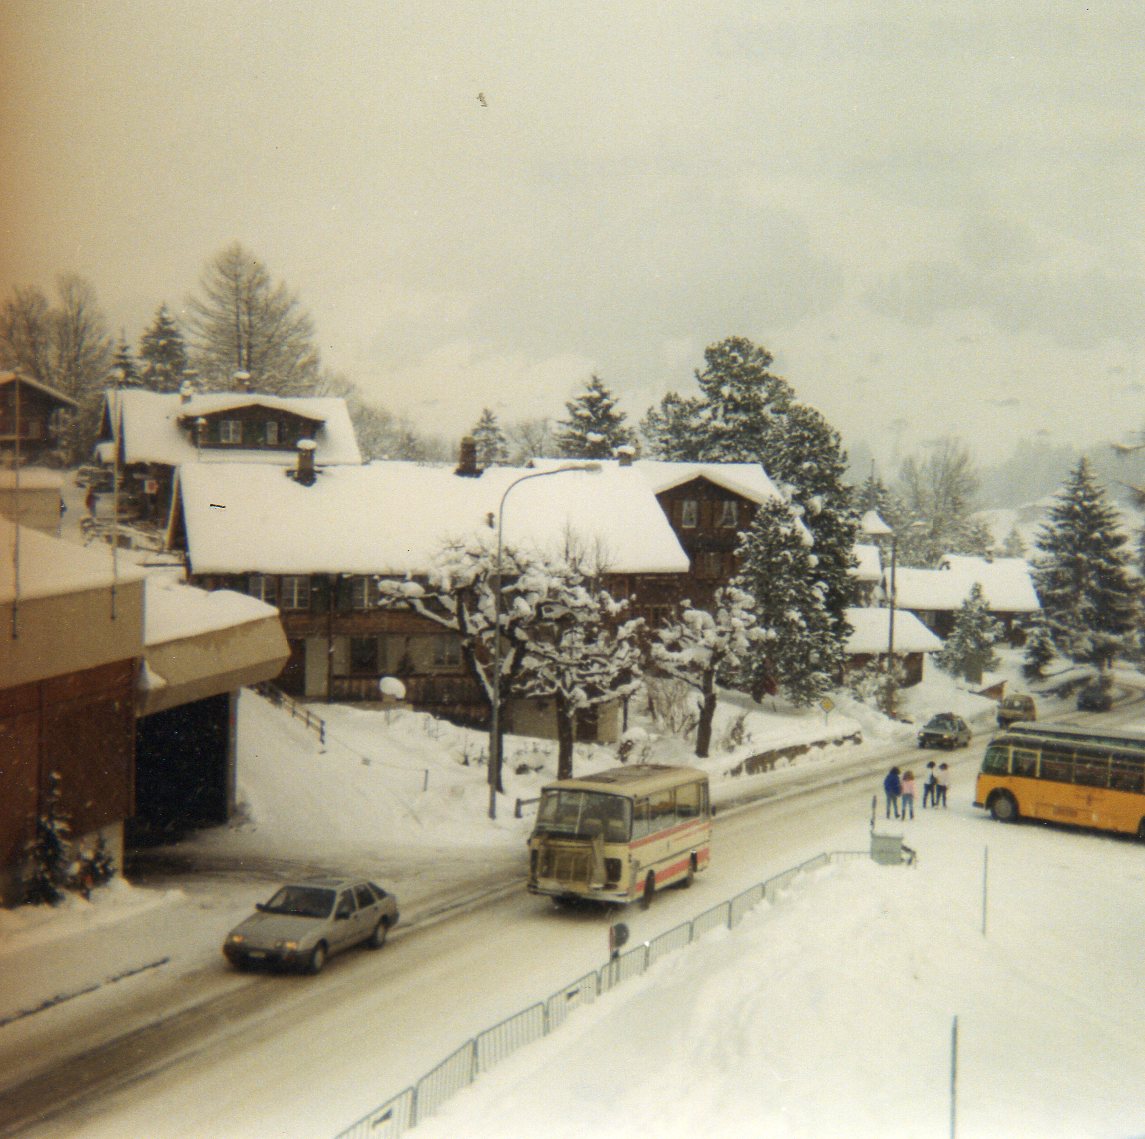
[{"xmin": 1, "ymin": 2, "xmax": 1141, "ymax": 468}]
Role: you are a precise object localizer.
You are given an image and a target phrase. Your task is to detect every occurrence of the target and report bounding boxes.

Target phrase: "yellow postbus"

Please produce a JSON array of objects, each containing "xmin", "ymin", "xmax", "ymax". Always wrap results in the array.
[
  {"xmin": 974, "ymin": 722, "xmax": 1145, "ymax": 837},
  {"xmin": 527, "ymin": 764, "xmax": 712, "ymax": 906}
]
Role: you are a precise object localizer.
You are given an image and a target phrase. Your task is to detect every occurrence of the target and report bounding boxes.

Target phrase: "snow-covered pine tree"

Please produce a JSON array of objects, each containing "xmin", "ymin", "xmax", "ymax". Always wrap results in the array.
[
  {"xmin": 111, "ymin": 334, "xmax": 144, "ymax": 388},
  {"xmin": 651, "ymin": 586, "xmax": 760, "ymax": 758},
  {"xmin": 689, "ymin": 336, "xmax": 794, "ymax": 462},
  {"xmin": 139, "ymin": 303, "xmax": 190, "ymax": 392},
  {"xmin": 934, "ymin": 582, "xmax": 1003, "ymax": 683},
  {"xmin": 554, "ymin": 374, "xmax": 636, "ymax": 459},
  {"xmin": 1033, "ymin": 458, "xmax": 1137, "ymax": 671},
  {"xmin": 23, "ymin": 772, "xmax": 71, "ymax": 906},
  {"xmin": 765, "ymin": 402, "xmax": 857, "ymax": 646},
  {"xmin": 1020, "ymin": 611, "xmax": 1056, "ymax": 679},
  {"xmin": 639, "ymin": 390, "xmax": 704, "ymax": 460},
  {"xmin": 734, "ymin": 498, "xmax": 842, "ymax": 707},
  {"xmin": 1001, "ymin": 525, "xmax": 1027, "ymax": 558},
  {"xmin": 470, "ymin": 407, "xmax": 509, "ymax": 468}
]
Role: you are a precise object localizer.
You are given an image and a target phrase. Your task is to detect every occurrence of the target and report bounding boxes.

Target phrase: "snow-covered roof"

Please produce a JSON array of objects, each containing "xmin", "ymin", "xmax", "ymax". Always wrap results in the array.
[
  {"xmin": 844, "ymin": 607, "xmax": 943, "ymax": 655},
  {"xmin": 174, "ymin": 461, "xmax": 692, "ymax": 577},
  {"xmin": 894, "ymin": 556, "xmax": 1039, "ymax": 613},
  {"xmin": 144, "ymin": 575, "xmax": 281, "ymax": 646},
  {"xmin": 0, "ymin": 468, "xmax": 64, "ymax": 490},
  {"xmin": 0, "ymin": 370, "xmax": 78, "ymax": 408},
  {"xmin": 853, "ymin": 543, "xmax": 882, "ymax": 582},
  {"xmin": 0, "ymin": 517, "xmax": 146, "ymax": 603},
  {"xmin": 628, "ymin": 459, "xmax": 784, "ymax": 505},
  {"xmin": 104, "ymin": 389, "xmax": 363, "ymax": 467}
]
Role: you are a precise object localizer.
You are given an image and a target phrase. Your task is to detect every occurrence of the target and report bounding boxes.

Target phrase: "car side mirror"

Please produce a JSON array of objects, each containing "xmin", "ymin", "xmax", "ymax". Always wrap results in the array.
[
  {"xmin": 336, "ymin": 911, "xmax": 351, "ymax": 921},
  {"xmin": 256, "ymin": 903, "xmax": 267, "ymax": 912}
]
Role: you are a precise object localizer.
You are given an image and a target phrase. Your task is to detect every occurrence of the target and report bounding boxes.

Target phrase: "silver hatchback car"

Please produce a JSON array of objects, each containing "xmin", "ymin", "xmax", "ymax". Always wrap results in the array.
[{"xmin": 224, "ymin": 877, "xmax": 399, "ymax": 974}]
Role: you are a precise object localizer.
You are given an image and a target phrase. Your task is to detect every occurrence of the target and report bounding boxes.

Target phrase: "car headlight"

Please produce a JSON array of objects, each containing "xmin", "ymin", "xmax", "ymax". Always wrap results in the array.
[
  {"xmin": 277, "ymin": 940, "xmax": 300, "ymax": 952},
  {"xmin": 227, "ymin": 933, "xmax": 245, "ymax": 945}
]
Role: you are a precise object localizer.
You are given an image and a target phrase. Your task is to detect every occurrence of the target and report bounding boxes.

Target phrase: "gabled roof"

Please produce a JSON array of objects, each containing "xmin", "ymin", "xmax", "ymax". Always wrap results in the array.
[
  {"xmin": 0, "ymin": 370, "xmax": 78, "ymax": 408},
  {"xmin": 844, "ymin": 607, "xmax": 943, "ymax": 655},
  {"xmin": 894, "ymin": 555, "xmax": 1040, "ymax": 613},
  {"xmin": 629, "ymin": 459, "xmax": 784, "ymax": 505},
  {"xmin": 177, "ymin": 394, "xmax": 327, "ymax": 423},
  {"xmin": 173, "ymin": 461, "xmax": 692, "ymax": 577},
  {"xmin": 103, "ymin": 389, "xmax": 362, "ymax": 467}
]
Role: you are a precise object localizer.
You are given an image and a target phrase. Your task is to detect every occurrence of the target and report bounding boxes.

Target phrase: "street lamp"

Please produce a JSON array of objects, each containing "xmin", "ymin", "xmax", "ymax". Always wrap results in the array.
[{"xmin": 488, "ymin": 463, "xmax": 601, "ymax": 819}]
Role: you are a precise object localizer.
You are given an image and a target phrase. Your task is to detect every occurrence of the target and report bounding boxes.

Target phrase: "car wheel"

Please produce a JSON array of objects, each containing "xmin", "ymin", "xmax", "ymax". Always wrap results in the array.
[
  {"xmin": 367, "ymin": 918, "xmax": 390, "ymax": 949},
  {"xmin": 307, "ymin": 942, "xmax": 328, "ymax": 975},
  {"xmin": 1137, "ymin": 818, "xmax": 1145, "ymax": 841},
  {"xmin": 990, "ymin": 793, "xmax": 1018, "ymax": 823},
  {"xmin": 640, "ymin": 872, "xmax": 655, "ymax": 910}
]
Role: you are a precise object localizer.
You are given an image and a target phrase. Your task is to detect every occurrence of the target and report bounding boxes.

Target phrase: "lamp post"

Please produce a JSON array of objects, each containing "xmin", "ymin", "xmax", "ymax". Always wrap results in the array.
[{"xmin": 488, "ymin": 463, "xmax": 601, "ymax": 819}]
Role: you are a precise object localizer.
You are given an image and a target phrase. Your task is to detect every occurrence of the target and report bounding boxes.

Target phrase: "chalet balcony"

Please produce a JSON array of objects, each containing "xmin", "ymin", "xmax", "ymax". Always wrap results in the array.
[{"xmin": 330, "ymin": 672, "xmax": 486, "ymax": 719}]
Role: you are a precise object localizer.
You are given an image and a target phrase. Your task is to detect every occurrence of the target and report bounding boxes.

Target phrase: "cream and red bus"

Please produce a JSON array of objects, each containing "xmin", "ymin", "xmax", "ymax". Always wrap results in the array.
[
  {"xmin": 974, "ymin": 721, "xmax": 1145, "ymax": 837},
  {"xmin": 527, "ymin": 764, "xmax": 711, "ymax": 906}
]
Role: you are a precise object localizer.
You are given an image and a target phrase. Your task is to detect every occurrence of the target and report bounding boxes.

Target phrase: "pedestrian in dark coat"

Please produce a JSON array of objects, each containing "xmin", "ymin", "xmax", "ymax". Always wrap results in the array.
[
  {"xmin": 922, "ymin": 760, "xmax": 938, "ymax": 809},
  {"xmin": 883, "ymin": 766, "xmax": 902, "ymax": 819}
]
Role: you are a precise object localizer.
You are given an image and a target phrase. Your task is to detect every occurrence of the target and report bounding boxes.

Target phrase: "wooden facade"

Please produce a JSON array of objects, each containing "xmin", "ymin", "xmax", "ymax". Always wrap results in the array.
[
  {"xmin": 0, "ymin": 660, "xmax": 136, "ymax": 892},
  {"xmin": 652, "ymin": 477, "xmax": 760, "ymax": 611},
  {"xmin": 0, "ymin": 373, "xmax": 76, "ymax": 466}
]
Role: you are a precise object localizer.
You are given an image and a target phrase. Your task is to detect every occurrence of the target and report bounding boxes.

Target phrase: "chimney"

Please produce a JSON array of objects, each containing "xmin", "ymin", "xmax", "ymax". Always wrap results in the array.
[
  {"xmin": 455, "ymin": 435, "xmax": 480, "ymax": 478},
  {"xmin": 295, "ymin": 438, "xmax": 317, "ymax": 486},
  {"xmin": 233, "ymin": 370, "xmax": 253, "ymax": 393},
  {"xmin": 179, "ymin": 379, "xmax": 194, "ymax": 405},
  {"xmin": 616, "ymin": 445, "xmax": 635, "ymax": 467}
]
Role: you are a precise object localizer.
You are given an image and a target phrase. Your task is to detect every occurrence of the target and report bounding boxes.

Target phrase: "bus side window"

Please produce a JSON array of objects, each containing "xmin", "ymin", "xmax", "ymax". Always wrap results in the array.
[
  {"xmin": 1110, "ymin": 759, "xmax": 1144, "ymax": 794},
  {"xmin": 1074, "ymin": 750, "xmax": 1110, "ymax": 788},
  {"xmin": 983, "ymin": 745, "xmax": 1010, "ymax": 775},
  {"xmin": 1012, "ymin": 747, "xmax": 1038, "ymax": 778},
  {"xmin": 1039, "ymin": 750, "xmax": 1072, "ymax": 784},
  {"xmin": 649, "ymin": 788, "xmax": 674, "ymax": 824},
  {"xmin": 676, "ymin": 782, "xmax": 701, "ymax": 819},
  {"xmin": 632, "ymin": 799, "xmax": 651, "ymax": 839}
]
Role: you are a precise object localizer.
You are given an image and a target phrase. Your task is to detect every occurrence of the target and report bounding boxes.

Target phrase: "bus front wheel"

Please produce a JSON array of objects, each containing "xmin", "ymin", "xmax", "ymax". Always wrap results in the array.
[
  {"xmin": 990, "ymin": 793, "xmax": 1018, "ymax": 823},
  {"xmin": 641, "ymin": 872, "xmax": 655, "ymax": 910}
]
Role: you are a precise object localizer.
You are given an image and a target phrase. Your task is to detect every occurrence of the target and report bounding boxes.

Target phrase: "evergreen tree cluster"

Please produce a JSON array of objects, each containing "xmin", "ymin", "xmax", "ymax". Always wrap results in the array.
[
  {"xmin": 1028, "ymin": 458, "xmax": 1138, "ymax": 673},
  {"xmin": 640, "ymin": 336, "xmax": 857, "ymax": 708}
]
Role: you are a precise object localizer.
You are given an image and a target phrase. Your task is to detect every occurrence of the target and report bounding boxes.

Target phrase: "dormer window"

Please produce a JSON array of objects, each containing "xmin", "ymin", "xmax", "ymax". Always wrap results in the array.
[
  {"xmin": 680, "ymin": 499, "xmax": 699, "ymax": 528},
  {"xmin": 218, "ymin": 419, "xmax": 242, "ymax": 445}
]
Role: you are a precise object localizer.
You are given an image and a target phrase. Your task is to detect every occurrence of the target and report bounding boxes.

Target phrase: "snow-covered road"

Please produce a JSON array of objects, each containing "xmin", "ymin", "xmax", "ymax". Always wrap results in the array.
[{"xmin": 2, "ymin": 743, "xmax": 977, "ymax": 1139}]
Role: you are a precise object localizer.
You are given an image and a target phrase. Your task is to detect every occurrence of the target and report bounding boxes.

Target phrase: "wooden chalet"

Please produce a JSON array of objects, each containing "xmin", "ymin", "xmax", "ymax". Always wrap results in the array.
[{"xmin": 0, "ymin": 371, "xmax": 77, "ymax": 466}]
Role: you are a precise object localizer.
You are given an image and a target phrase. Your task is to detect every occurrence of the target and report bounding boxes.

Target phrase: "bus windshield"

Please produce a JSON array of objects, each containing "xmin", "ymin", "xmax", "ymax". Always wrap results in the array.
[{"xmin": 534, "ymin": 789, "xmax": 632, "ymax": 842}]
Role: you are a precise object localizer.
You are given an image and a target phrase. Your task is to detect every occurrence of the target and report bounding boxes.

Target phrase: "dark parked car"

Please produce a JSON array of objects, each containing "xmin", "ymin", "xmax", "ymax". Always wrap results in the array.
[
  {"xmin": 917, "ymin": 713, "xmax": 971, "ymax": 750},
  {"xmin": 223, "ymin": 877, "xmax": 399, "ymax": 974},
  {"xmin": 1077, "ymin": 681, "xmax": 1114, "ymax": 712}
]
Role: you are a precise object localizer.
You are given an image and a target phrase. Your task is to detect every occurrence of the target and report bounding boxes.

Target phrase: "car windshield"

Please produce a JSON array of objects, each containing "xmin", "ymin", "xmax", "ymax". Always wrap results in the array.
[
  {"xmin": 264, "ymin": 885, "xmax": 336, "ymax": 919},
  {"xmin": 534, "ymin": 790, "xmax": 632, "ymax": 842}
]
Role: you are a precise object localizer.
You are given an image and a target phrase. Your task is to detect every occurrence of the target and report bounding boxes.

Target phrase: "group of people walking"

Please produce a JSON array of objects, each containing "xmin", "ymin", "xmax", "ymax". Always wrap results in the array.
[{"xmin": 883, "ymin": 760, "xmax": 947, "ymax": 820}]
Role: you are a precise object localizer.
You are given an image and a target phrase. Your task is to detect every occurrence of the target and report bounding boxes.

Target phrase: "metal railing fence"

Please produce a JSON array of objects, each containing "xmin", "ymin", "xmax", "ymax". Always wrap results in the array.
[{"xmin": 334, "ymin": 849, "xmax": 872, "ymax": 1139}]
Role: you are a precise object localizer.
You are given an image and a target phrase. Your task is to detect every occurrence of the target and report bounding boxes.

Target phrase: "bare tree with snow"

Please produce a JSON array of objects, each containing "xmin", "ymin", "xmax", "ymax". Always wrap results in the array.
[{"xmin": 651, "ymin": 586, "xmax": 760, "ymax": 758}]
